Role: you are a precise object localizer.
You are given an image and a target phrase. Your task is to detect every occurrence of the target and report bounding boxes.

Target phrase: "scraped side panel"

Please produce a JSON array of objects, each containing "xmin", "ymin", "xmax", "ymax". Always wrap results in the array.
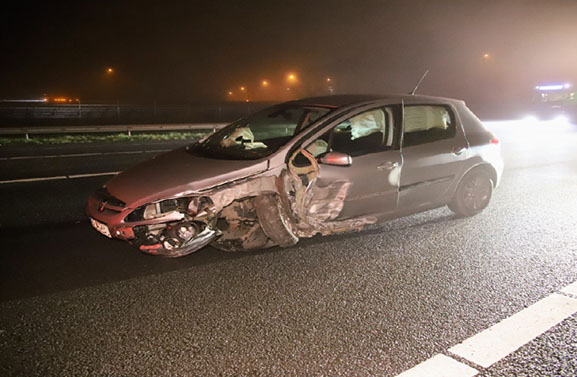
[{"xmin": 285, "ymin": 149, "xmax": 377, "ymax": 238}]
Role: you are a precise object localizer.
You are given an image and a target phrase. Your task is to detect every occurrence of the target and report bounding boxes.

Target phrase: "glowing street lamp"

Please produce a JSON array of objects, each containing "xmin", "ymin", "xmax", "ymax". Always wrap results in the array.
[
  {"xmin": 261, "ymin": 80, "xmax": 269, "ymax": 87},
  {"xmin": 483, "ymin": 53, "xmax": 490, "ymax": 60},
  {"xmin": 326, "ymin": 77, "xmax": 334, "ymax": 94},
  {"xmin": 287, "ymin": 73, "xmax": 297, "ymax": 82},
  {"xmin": 240, "ymin": 86, "xmax": 249, "ymax": 101},
  {"xmin": 104, "ymin": 67, "xmax": 117, "ymax": 102}
]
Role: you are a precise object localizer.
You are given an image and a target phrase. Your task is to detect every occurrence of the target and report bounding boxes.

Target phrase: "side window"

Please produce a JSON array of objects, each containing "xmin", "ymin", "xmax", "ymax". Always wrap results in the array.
[
  {"xmin": 403, "ymin": 105, "xmax": 456, "ymax": 147},
  {"xmin": 306, "ymin": 107, "xmax": 396, "ymax": 158}
]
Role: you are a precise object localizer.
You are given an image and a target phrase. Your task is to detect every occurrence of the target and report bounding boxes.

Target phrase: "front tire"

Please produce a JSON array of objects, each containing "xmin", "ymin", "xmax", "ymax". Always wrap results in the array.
[{"xmin": 448, "ymin": 169, "xmax": 493, "ymax": 217}]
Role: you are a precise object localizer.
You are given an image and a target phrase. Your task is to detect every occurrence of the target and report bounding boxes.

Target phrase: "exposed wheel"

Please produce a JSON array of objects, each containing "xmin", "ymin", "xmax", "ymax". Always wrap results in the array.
[
  {"xmin": 448, "ymin": 169, "xmax": 493, "ymax": 217},
  {"xmin": 254, "ymin": 194, "xmax": 298, "ymax": 247},
  {"xmin": 210, "ymin": 197, "xmax": 275, "ymax": 252}
]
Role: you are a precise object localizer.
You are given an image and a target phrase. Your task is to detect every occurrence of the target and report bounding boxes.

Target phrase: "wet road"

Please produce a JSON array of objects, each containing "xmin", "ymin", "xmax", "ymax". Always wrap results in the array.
[{"xmin": 1, "ymin": 121, "xmax": 577, "ymax": 376}]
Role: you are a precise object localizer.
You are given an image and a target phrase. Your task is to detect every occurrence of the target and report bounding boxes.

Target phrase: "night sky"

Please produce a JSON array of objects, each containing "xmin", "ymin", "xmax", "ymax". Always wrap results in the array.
[{"xmin": 1, "ymin": 0, "xmax": 576, "ymax": 110}]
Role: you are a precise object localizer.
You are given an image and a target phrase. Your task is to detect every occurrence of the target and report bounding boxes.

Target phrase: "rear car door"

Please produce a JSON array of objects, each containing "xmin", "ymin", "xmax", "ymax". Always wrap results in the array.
[{"xmin": 398, "ymin": 102, "xmax": 469, "ymax": 210}]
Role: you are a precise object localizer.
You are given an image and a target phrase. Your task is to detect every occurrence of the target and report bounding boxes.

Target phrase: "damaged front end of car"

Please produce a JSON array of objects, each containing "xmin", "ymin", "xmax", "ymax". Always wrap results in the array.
[
  {"xmin": 87, "ymin": 171, "xmax": 293, "ymax": 257},
  {"xmin": 87, "ymin": 187, "xmax": 217, "ymax": 257},
  {"xmin": 87, "ymin": 148, "xmax": 371, "ymax": 258}
]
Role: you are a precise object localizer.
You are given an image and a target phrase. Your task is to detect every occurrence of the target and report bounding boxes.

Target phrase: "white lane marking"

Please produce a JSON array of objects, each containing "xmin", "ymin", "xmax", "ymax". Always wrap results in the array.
[
  {"xmin": 0, "ymin": 171, "xmax": 120, "ymax": 184},
  {"xmin": 561, "ymin": 281, "xmax": 577, "ymax": 297},
  {"xmin": 0, "ymin": 149, "xmax": 169, "ymax": 161},
  {"xmin": 0, "ymin": 175, "xmax": 67, "ymax": 183},
  {"xmin": 67, "ymin": 171, "xmax": 120, "ymax": 179},
  {"xmin": 396, "ymin": 354, "xmax": 478, "ymax": 377},
  {"xmin": 396, "ymin": 281, "xmax": 577, "ymax": 376},
  {"xmin": 449, "ymin": 293, "xmax": 577, "ymax": 368}
]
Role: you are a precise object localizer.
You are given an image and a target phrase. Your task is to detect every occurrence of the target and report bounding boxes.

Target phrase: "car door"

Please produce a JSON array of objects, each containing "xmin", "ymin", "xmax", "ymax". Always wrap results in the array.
[
  {"xmin": 297, "ymin": 105, "xmax": 403, "ymax": 220},
  {"xmin": 398, "ymin": 102, "xmax": 469, "ymax": 210}
]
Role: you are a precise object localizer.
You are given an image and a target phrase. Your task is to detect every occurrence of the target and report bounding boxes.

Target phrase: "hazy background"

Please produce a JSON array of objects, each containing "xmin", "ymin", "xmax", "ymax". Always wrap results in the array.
[{"xmin": 1, "ymin": 0, "xmax": 576, "ymax": 114}]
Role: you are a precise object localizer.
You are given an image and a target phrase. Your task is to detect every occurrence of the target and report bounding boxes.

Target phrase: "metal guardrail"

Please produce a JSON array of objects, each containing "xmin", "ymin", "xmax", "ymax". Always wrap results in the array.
[
  {"xmin": 0, "ymin": 123, "xmax": 228, "ymax": 139},
  {"xmin": 0, "ymin": 102, "xmax": 275, "ymax": 127}
]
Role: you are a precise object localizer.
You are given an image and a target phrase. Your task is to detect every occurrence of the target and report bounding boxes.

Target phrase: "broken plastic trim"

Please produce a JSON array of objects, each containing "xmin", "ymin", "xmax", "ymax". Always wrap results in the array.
[{"xmin": 139, "ymin": 225, "xmax": 217, "ymax": 257}]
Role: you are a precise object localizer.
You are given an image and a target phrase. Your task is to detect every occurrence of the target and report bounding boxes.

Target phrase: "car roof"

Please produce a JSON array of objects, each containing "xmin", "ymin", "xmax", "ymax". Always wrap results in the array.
[{"xmin": 288, "ymin": 94, "xmax": 464, "ymax": 108}]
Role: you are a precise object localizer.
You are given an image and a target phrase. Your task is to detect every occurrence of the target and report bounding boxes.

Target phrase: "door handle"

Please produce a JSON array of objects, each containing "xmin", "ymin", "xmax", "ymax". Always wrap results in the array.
[
  {"xmin": 451, "ymin": 147, "xmax": 466, "ymax": 155},
  {"xmin": 377, "ymin": 161, "xmax": 399, "ymax": 171}
]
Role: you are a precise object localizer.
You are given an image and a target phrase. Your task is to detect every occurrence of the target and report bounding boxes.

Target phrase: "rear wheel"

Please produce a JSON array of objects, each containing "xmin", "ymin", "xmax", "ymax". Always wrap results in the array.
[{"xmin": 448, "ymin": 169, "xmax": 493, "ymax": 217}]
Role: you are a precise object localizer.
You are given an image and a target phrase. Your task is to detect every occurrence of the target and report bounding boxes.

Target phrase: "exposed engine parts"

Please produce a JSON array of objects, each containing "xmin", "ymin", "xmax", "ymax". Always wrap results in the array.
[{"xmin": 135, "ymin": 220, "xmax": 217, "ymax": 258}]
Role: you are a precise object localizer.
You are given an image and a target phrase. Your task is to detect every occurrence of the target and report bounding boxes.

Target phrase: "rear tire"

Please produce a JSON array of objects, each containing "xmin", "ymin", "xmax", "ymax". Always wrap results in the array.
[{"xmin": 448, "ymin": 169, "xmax": 493, "ymax": 217}]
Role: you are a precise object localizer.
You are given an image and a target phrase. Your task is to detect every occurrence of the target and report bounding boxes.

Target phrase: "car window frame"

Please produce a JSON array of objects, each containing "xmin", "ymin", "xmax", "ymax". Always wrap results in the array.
[
  {"xmin": 401, "ymin": 103, "xmax": 457, "ymax": 148},
  {"xmin": 280, "ymin": 101, "xmax": 403, "ymax": 164},
  {"xmin": 316, "ymin": 106, "xmax": 400, "ymax": 157}
]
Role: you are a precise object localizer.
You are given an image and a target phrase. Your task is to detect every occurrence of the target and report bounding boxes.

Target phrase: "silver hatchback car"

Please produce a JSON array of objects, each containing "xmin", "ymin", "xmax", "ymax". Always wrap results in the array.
[{"xmin": 87, "ymin": 94, "xmax": 503, "ymax": 257}]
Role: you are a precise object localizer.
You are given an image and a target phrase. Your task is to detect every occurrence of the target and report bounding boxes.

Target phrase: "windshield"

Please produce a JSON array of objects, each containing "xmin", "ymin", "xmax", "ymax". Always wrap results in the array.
[{"xmin": 190, "ymin": 104, "xmax": 332, "ymax": 160}]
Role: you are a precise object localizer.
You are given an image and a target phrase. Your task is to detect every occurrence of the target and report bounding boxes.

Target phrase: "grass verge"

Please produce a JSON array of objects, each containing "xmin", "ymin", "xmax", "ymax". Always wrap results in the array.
[{"xmin": 0, "ymin": 131, "xmax": 209, "ymax": 145}]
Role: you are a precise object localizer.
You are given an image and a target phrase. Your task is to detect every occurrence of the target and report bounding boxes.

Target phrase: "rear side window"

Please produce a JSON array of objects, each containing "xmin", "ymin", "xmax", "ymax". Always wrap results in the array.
[{"xmin": 403, "ymin": 105, "xmax": 456, "ymax": 147}]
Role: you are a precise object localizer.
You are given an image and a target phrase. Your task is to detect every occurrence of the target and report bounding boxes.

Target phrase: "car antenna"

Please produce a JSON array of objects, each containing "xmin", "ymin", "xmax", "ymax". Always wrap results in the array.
[{"xmin": 410, "ymin": 69, "xmax": 430, "ymax": 95}]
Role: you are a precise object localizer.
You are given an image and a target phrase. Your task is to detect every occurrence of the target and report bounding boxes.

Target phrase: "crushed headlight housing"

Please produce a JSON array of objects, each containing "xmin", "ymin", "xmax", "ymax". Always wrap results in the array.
[{"xmin": 125, "ymin": 197, "xmax": 192, "ymax": 222}]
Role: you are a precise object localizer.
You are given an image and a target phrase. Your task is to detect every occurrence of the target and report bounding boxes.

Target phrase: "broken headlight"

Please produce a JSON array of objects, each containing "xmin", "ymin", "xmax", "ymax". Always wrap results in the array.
[{"xmin": 125, "ymin": 197, "xmax": 192, "ymax": 222}]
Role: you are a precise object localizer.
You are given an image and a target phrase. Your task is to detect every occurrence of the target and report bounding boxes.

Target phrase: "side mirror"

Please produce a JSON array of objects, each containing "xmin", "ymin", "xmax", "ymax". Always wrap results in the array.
[{"xmin": 318, "ymin": 151, "xmax": 352, "ymax": 167}]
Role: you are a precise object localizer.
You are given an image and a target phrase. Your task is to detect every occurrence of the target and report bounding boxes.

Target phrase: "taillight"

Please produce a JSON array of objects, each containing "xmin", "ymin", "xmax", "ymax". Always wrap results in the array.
[{"xmin": 490, "ymin": 138, "xmax": 499, "ymax": 144}]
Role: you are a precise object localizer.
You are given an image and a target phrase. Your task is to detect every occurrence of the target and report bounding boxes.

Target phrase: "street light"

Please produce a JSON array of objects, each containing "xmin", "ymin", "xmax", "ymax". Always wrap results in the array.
[
  {"xmin": 483, "ymin": 53, "xmax": 490, "ymax": 60},
  {"xmin": 261, "ymin": 80, "xmax": 269, "ymax": 87},
  {"xmin": 104, "ymin": 67, "xmax": 117, "ymax": 104},
  {"xmin": 287, "ymin": 73, "xmax": 296, "ymax": 82},
  {"xmin": 327, "ymin": 77, "xmax": 334, "ymax": 94},
  {"xmin": 240, "ymin": 86, "xmax": 249, "ymax": 101}
]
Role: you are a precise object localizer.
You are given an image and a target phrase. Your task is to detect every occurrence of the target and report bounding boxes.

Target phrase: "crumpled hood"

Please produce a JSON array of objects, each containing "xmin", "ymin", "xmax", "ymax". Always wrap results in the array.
[{"xmin": 105, "ymin": 147, "xmax": 268, "ymax": 207}]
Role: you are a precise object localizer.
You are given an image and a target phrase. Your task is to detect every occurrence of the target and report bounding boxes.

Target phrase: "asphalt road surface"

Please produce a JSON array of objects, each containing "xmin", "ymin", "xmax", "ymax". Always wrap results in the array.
[{"xmin": 1, "ymin": 120, "xmax": 577, "ymax": 376}]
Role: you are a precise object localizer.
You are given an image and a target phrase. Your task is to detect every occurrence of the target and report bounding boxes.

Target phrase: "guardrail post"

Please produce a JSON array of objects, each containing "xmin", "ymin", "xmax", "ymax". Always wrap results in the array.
[{"xmin": 25, "ymin": 133, "xmax": 30, "ymax": 140}]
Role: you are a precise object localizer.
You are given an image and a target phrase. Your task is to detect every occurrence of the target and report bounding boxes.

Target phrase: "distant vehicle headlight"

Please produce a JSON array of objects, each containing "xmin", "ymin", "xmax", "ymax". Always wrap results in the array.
[
  {"xmin": 552, "ymin": 114, "xmax": 569, "ymax": 125},
  {"xmin": 523, "ymin": 114, "xmax": 539, "ymax": 124}
]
